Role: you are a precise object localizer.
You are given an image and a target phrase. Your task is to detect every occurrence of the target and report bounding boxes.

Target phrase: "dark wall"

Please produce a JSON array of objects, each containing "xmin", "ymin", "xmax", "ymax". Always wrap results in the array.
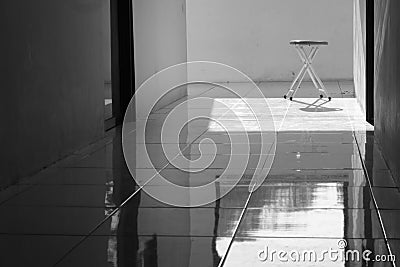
[
  {"xmin": 0, "ymin": 0, "xmax": 109, "ymax": 187},
  {"xmin": 374, "ymin": 0, "xmax": 400, "ymax": 185}
]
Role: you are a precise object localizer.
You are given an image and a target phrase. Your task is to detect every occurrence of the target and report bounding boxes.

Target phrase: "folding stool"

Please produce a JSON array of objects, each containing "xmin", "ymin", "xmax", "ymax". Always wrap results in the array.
[{"xmin": 284, "ymin": 40, "xmax": 331, "ymax": 101}]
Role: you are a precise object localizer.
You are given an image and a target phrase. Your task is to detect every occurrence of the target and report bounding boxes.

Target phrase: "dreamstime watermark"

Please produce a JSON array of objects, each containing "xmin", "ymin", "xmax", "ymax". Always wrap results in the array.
[
  {"xmin": 257, "ymin": 239, "xmax": 396, "ymax": 264},
  {"xmin": 122, "ymin": 61, "xmax": 277, "ymax": 207}
]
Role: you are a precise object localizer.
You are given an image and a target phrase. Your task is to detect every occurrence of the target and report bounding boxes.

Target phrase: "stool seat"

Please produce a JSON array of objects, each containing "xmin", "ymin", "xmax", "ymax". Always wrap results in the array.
[{"xmin": 290, "ymin": 40, "xmax": 328, "ymax": 46}]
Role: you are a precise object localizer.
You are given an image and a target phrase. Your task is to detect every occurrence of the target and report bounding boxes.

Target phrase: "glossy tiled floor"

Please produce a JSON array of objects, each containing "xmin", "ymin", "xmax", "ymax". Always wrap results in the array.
[{"xmin": 1, "ymin": 82, "xmax": 398, "ymax": 267}]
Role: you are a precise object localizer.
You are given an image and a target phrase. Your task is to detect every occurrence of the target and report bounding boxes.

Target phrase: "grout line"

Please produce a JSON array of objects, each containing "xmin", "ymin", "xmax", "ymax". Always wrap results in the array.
[
  {"xmin": 0, "ymin": 185, "xmax": 36, "ymax": 206},
  {"xmin": 337, "ymin": 80, "xmax": 344, "ymax": 97},
  {"xmin": 197, "ymin": 85, "xmax": 217, "ymax": 96}
]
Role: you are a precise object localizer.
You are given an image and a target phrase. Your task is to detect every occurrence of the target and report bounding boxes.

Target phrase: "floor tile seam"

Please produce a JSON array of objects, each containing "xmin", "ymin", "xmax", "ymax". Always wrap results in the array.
[
  {"xmin": 0, "ymin": 185, "xmax": 36, "ymax": 207},
  {"xmin": 160, "ymin": 95, "xmax": 189, "ymax": 110},
  {"xmin": 337, "ymin": 80, "xmax": 344, "ymax": 96},
  {"xmin": 43, "ymin": 166, "xmax": 116, "ymax": 170},
  {"xmin": 50, "ymin": 167, "xmax": 124, "ymax": 171},
  {"xmin": 77, "ymin": 139, "xmax": 115, "ymax": 158},
  {"xmin": 196, "ymin": 85, "xmax": 217, "ymax": 96}
]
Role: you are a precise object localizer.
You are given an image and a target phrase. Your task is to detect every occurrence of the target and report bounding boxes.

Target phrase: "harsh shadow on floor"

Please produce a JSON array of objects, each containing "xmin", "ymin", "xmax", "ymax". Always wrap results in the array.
[{"xmin": 292, "ymin": 99, "xmax": 343, "ymax": 112}]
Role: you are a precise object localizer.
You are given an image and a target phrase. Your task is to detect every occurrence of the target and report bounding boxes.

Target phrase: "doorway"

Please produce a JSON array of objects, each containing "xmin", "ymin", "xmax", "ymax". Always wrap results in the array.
[
  {"xmin": 366, "ymin": 0, "xmax": 374, "ymax": 125},
  {"xmin": 105, "ymin": 0, "xmax": 135, "ymax": 131}
]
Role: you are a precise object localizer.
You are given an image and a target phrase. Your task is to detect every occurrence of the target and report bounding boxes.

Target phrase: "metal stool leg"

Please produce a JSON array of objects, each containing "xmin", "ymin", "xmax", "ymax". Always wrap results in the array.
[
  {"xmin": 285, "ymin": 45, "xmax": 318, "ymax": 100},
  {"xmin": 284, "ymin": 45, "xmax": 312, "ymax": 100},
  {"xmin": 303, "ymin": 49, "xmax": 321, "ymax": 96},
  {"xmin": 284, "ymin": 59, "xmax": 308, "ymax": 100},
  {"xmin": 298, "ymin": 46, "xmax": 331, "ymax": 101},
  {"xmin": 308, "ymin": 63, "xmax": 331, "ymax": 101},
  {"xmin": 290, "ymin": 62, "xmax": 309, "ymax": 100},
  {"xmin": 285, "ymin": 44, "xmax": 332, "ymax": 101},
  {"xmin": 299, "ymin": 46, "xmax": 321, "ymax": 97}
]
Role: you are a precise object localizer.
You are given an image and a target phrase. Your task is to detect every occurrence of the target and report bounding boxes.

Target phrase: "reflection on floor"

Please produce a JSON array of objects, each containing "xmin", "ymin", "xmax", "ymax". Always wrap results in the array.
[{"xmin": 0, "ymin": 82, "xmax": 398, "ymax": 267}]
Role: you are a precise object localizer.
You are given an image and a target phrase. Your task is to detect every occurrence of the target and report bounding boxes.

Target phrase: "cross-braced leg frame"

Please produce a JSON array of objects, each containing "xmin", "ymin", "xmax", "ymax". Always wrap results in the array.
[{"xmin": 284, "ymin": 45, "xmax": 331, "ymax": 101}]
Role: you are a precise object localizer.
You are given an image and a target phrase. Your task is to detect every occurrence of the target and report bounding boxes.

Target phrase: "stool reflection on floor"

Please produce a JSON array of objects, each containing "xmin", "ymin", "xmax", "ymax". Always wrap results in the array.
[{"xmin": 284, "ymin": 40, "xmax": 331, "ymax": 101}]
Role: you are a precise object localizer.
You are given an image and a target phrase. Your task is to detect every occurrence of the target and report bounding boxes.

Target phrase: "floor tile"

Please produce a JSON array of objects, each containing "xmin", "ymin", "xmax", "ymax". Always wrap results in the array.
[
  {"xmin": 0, "ymin": 235, "xmax": 81, "ymax": 267},
  {"xmin": 3, "ymin": 81, "xmax": 391, "ymax": 266},
  {"xmin": 368, "ymin": 169, "xmax": 397, "ymax": 188},
  {"xmin": 386, "ymin": 239, "xmax": 400, "ymax": 264},
  {"xmin": 188, "ymin": 83, "xmax": 216, "ymax": 97},
  {"xmin": 371, "ymin": 187, "xmax": 400, "ymax": 210},
  {"xmin": 0, "ymin": 206, "xmax": 111, "ymax": 235},
  {"xmin": 19, "ymin": 167, "xmax": 112, "ymax": 185},
  {"xmin": 56, "ymin": 235, "xmax": 228, "ymax": 267},
  {"xmin": 132, "ymin": 167, "xmax": 264, "ymax": 187},
  {"xmin": 266, "ymin": 169, "xmax": 367, "ymax": 185},
  {"xmin": 0, "ymin": 184, "xmax": 33, "ymax": 205},
  {"xmin": 2, "ymin": 185, "xmax": 119, "ymax": 207},
  {"xmin": 270, "ymin": 153, "xmax": 363, "ymax": 170},
  {"xmin": 95, "ymin": 206, "xmax": 242, "ymax": 237},
  {"xmin": 277, "ymin": 131, "xmax": 355, "ymax": 143},
  {"xmin": 185, "ymin": 142, "xmax": 358, "ymax": 155},
  {"xmin": 137, "ymin": 185, "xmax": 251, "ymax": 209},
  {"xmin": 236, "ymin": 208, "xmax": 384, "ymax": 239},
  {"xmin": 339, "ymin": 80, "xmax": 356, "ymax": 97},
  {"xmin": 248, "ymin": 184, "xmax": 375, "ymax": 209},
  {"xmin": 379, "ymin": 210, "xmax": 400, "ymax": 238},
  {"xmin": 133, "ymin": 168, "xmax": 369, "ymax": 187},
  {"xmin": 224, "ymin": 237, "xmax": 392, "ymax": 266}
]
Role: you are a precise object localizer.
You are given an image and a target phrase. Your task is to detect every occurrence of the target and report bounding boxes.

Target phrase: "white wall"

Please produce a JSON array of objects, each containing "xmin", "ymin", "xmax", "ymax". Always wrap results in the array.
[
  {"xmin": 187, "ymin": 0, "xmax": 353, "ymax": 82},
  {"xmin": 133, "ymin": 0, "xmax": 188, "ymax": 111},
  {"xmin": 353, "ymin": 0, "xmax": 366, "ymax": 112}
]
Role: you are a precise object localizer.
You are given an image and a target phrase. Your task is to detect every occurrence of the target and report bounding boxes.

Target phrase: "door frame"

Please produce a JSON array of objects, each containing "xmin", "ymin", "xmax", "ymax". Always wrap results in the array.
[
  {"xmin": 366, "ymin": 0, "xmax": 374, "ymax": 125},
  {"xmin": 107, "ymin": 1, "xmax": 374, "ymax": 127},
  {"xmin": 106, "ymin": 0, "xmax": 135, "ymax": 130}
]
